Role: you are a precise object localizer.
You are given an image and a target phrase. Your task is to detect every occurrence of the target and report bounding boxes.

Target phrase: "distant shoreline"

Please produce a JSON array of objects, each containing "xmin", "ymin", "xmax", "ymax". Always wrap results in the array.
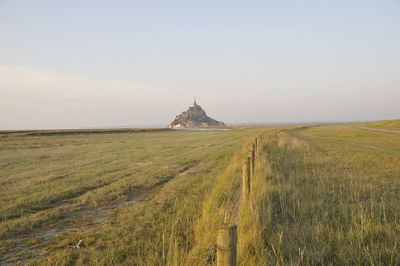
[
  {"xmin": 2, "ymin": 119, "xmax": 398, "ymax": 132},
  {"xmin": 171, "ymin": 128, "xmax": 230, "ymax": 131}
]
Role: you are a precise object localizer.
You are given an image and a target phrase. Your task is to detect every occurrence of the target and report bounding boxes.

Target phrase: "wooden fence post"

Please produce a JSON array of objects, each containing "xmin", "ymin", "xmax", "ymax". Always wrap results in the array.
[
  {"xmin": 242, "ymin": 157, "xmax": 250, "ymax": 200},
  {"xmin": 217, "ymin": 224, "xmax": 237, "ymax": 266},
  {"xmin": 251, "ymin": 144, "xmax": 255, "ymax": 175},
  {"xmin": 249, "ymin": 151, "xmax": 254, "ymax": 178}
]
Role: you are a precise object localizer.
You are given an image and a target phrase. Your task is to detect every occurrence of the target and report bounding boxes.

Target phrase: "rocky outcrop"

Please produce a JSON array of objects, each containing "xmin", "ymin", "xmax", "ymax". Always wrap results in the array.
[{"xmin": 168, "ymin": 100, "xmax": 226, "ymax": 129}]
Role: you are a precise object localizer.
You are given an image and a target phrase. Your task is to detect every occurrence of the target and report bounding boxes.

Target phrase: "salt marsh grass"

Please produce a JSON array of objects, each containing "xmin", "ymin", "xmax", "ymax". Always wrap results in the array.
[{"xmin": 1, "ymin": 123, "xmax": 399, "ymax": 265}]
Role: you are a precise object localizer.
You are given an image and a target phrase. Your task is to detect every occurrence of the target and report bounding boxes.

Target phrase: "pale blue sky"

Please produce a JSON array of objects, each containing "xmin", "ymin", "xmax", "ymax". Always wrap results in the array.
[{"xmin": 0, "ymin": 0, "xmax": 399, "ymax": 129}]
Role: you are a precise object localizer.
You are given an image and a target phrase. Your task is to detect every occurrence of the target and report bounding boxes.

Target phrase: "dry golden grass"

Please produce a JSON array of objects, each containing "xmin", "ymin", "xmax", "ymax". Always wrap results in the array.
[
  {"xmin": 258, "ymin": 124, "xmax": 400, "ymax": 265},
  {"xmin": 1, "ymin": 122, "xmax": 399, "ymax": 265},
  {"xmin": 365, "ymin": 119, "xmax": 400, "ymax": 130}
]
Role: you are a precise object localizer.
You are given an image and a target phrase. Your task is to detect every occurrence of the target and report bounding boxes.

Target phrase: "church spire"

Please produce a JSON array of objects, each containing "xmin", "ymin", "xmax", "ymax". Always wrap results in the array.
[{"xmin": 194, "ymin": 97, "xmax": 197, "ymax": 106}]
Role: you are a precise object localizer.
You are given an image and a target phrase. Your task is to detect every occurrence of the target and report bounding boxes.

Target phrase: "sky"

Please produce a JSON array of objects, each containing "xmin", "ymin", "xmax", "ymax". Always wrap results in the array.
[{"xmin": 0, "ymin": 0, "xmax": 399, "ymax": 130}]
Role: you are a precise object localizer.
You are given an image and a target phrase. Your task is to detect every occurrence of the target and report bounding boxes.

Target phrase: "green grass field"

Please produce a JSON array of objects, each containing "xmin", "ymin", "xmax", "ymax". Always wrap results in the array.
[
  {"xmin": 0, "ymin": 127, "xmax": 265, "ymax": 265},
  {"xmin": 1, "ymin": 123, "xmax": 399, "ymax": 265}
]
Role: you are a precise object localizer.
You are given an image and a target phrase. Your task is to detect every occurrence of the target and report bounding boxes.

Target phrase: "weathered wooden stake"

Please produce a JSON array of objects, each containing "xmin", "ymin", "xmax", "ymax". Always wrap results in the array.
[
  {"xmin": 251, "ymin": 144, "xmax": 255, "ymax": 174},
  {"xmin": 242, "ymin": 157, "xmax": 250, "ymax": 200},
  {"xmin": 217, "ymin": 224, "xmax": 237, "ymax": 266},
  {"xmin": 249, "ymin": 151, "xmax": 254, "ymax": 178}
]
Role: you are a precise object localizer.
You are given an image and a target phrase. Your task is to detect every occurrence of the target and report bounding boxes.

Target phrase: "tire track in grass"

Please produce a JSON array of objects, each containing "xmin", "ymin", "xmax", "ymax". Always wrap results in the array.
[{"xmin": 0, "ymin": 162, "xmax": 200, "ymax": 265}]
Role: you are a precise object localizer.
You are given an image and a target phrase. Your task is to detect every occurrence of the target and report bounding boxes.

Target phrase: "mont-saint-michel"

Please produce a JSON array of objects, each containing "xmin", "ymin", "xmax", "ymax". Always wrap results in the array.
[
  {"xmin": 168, "ymin": 100, "xmax": 227, "ymax": 129},
  {"xmin": 2, "ymin": 1, "xmax": 399, "ymax": 265}
]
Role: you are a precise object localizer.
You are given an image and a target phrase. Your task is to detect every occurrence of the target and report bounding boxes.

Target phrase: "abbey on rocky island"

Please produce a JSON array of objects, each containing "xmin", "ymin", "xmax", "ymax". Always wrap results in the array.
[{"xmin": 168, "ymin": 99, "xmax": 226, "ymax": 129}]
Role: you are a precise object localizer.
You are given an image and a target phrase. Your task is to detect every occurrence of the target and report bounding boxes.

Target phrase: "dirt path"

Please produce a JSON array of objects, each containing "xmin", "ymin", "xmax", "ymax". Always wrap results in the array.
[
  {"xmin": 295, "ymin": 126, "xmax": 400, "ymax": 155},
  {"xmin": 354, "ymin": 126, "xmax": 400, "ymax": 135}
]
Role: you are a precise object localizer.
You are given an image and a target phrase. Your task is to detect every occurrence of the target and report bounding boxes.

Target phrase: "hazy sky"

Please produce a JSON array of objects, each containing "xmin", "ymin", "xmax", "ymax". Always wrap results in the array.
[{"xmin": 1, "ymin": 0, "xmax": 399, "ymax": 129}]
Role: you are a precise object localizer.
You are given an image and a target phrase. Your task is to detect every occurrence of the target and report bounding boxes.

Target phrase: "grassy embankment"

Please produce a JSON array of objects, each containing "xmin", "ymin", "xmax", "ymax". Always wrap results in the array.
[
  {"xmin": 366, "ymin": 119, "xmax": 400, "ymax": 130},
  {"xmin": 258, "ymin": 124, "xmax": 400, "ymax": 264}
]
